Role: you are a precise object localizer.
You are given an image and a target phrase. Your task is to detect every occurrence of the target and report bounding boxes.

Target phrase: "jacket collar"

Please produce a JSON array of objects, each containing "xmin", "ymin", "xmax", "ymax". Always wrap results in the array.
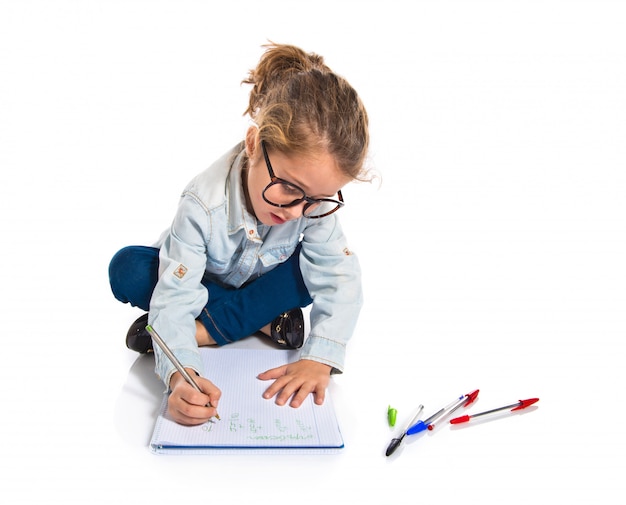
[{"xmin": 226, "ymin": 146, "xmax": 263, "ymax": 243}]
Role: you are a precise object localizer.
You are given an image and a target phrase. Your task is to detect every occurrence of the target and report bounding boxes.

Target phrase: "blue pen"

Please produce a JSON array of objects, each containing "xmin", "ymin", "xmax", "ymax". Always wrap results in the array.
[{"xmin": 406, "ymin": 390, "xmax": 479, "ymax": 435}]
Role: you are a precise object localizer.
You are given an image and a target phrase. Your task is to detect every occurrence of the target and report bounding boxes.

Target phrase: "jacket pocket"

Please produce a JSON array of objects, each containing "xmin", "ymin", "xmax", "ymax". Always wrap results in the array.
[{"xmin": 258, "ymin": 241, "xmax": 299, "ymax": 267}]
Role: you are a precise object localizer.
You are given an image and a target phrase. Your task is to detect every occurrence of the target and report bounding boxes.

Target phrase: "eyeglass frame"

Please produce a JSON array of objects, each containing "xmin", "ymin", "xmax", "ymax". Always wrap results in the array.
[{"xmin": 260, "ymin": 140, "xmax": 345, "ymax": 219}]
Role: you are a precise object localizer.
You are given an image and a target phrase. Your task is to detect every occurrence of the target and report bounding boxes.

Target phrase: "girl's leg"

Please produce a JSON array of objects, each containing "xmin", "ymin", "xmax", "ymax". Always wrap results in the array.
[
  {"xmin": 108, "ymin": 245, "xmax": 312, "ymax": 345},
  {"xmin": 196, "ymin": 246, "xmax": 313, "ymax": 345}
]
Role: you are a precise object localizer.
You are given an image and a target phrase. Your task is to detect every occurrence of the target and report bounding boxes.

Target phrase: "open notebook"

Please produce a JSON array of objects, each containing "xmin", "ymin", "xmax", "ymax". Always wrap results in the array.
[{"xmin": 150, "ymin": 348, "xmax": 344, "ymax": 454}]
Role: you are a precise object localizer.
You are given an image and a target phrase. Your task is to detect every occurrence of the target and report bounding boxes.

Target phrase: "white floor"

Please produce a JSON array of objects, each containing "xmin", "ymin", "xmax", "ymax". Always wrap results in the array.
[{"xmin": 2, "ymin": 1, "xmax": 625, "ymax": 503}]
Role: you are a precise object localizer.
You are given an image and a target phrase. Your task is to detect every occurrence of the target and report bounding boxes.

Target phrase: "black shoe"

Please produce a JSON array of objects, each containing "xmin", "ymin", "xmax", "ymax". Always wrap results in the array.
[
  {"xmin": 267, "ymin": 308, "xmax": 304, "ymax": 349},
  {"xmin": 126, "ymin": 313, "xmax": 153, "ymax": 354}
]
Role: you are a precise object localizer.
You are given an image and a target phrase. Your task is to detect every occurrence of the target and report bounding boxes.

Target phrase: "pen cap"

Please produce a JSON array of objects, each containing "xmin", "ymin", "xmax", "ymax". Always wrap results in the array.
[
  {"xmin": 511, "ymin": 398, "xmax": 539, "ymax": 411},
  {"xmin": 387, "ymin": 406, "xmax": 398, "ymax": 427},
  {"xmin": 385, "ymin": 438, "xmax": 402, "ymax": 457},
  {"xmin": 449, "ymin": 415, "xmax": 471, "ymax": 425},
  {"xmin": 406, "ymin": 421, "xmax": 428, "ymax": 436},
  {"xmin": 464, "ymin": 389, "xmax": 480, "ymax": 406}
]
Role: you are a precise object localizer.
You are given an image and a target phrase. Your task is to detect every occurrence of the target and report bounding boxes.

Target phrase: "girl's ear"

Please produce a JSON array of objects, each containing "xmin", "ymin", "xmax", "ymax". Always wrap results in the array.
[{"xmin": 245, "ymin": 126, "xmax": 259, "ymax": 158}]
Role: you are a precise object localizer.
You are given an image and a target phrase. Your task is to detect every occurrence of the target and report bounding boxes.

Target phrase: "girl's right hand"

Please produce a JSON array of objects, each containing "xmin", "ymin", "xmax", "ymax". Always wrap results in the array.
[{"xmin": 167, "ymin": 370, "xmax": 221, "ymax": 425}]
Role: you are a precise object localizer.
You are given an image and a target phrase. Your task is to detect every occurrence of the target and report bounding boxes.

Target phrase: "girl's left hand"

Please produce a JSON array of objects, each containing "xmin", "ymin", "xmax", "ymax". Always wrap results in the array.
[{"xmin": 257, "ymin": 359, "xmax": 331, "ymax": 408}]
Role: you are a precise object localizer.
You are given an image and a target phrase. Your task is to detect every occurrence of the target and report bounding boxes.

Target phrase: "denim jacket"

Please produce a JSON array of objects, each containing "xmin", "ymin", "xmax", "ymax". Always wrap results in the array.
[{"xmin": 148, "ymin": 143, "xmax": 363, "ymax": 387}]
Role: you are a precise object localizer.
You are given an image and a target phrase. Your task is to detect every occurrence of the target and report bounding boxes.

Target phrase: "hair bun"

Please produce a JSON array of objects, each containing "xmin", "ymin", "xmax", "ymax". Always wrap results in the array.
[{"xmin": 243, "ymin": 42, "xmax": 329, "ymax": 117}]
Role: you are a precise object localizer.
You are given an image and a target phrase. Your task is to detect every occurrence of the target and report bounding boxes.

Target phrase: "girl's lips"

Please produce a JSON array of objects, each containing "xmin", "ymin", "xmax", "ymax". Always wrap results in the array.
[{"xmin": 270, "ymin": 213, "xmax": 286, "ymax": 225}]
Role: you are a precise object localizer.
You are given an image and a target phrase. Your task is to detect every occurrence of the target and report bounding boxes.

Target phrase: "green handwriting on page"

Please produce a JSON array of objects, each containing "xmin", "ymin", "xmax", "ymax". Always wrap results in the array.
[
  {"xmin": 150, "ymin": 348, "xmax": 344, "ymax": 454},
  {"xmin": 202, "ymin": 411, "xmax": 316, "ymax": 442}
]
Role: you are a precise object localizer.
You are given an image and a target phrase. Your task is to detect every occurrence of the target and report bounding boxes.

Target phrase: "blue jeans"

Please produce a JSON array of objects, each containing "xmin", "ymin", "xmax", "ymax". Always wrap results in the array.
[{"xmin": 108, "ymin": 245, "xmax": 313, "ymax": 345}]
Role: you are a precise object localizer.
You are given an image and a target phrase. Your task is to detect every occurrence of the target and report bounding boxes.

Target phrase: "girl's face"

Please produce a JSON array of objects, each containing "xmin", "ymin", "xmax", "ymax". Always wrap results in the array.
[{"xmin": 244, "ymin": 128, "xmax": 351, "ymax": 226}]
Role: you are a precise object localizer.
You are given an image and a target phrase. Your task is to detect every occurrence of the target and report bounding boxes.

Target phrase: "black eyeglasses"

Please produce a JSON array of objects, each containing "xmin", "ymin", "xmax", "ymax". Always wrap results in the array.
[{"xmin": 260, "ymin": 140, "xmax": 344, "ymax": 219}]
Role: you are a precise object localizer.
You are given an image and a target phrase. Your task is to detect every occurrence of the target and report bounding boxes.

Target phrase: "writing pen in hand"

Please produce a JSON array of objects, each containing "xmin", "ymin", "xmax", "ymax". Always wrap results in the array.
[
  {"xmin": 406, "ymin": 390, "xmax": 479, "ymax": 435},
  {"xmin": 450, "ymin": 398, "xmax": 539, "ymax": 425},
  {"xmin": 385, "ymin": 404, "xmax": 424, "ymax": 457},
  {"xmin": 145, "ymin": 324, "xmax": 220, "ymax": 420}
]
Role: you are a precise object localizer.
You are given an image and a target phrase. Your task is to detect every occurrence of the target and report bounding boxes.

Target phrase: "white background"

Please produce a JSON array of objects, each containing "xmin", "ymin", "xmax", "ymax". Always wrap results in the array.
[{"xmin": 1, "ymin": 0, "xmax": 624, "ymax": 503}]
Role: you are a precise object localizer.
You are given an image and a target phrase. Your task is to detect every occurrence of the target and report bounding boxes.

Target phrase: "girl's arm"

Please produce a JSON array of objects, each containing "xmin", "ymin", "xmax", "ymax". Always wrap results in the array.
[
  {"xmin": 149, "ymin": 195, "xmax": 212, "ymax": 387},
  {"xmin": 298, "ymin": 215, "xmax": 363, "ymax": 373}
]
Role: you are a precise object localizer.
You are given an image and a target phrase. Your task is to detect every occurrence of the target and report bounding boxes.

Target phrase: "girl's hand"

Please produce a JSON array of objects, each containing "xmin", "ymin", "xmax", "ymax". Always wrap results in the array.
[
  {"xmin": 257, "ymin": 359, "xmax": 331, "ymax": 408},
  {"xmin": 167, "ymin": 370, "xmax": 221, "ymax": 425}
]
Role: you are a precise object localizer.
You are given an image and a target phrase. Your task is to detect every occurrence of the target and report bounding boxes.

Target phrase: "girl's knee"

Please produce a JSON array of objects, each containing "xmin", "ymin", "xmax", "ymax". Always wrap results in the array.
[{"xmin": 109, "ymin": 246, "xmax": 159, "ymax": 309}]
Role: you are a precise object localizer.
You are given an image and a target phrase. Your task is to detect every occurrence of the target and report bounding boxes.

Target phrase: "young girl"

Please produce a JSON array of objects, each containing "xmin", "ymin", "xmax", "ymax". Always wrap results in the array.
[{"xmin": 109, "ymin": 43, "xmax": 370, "ymax": 426}]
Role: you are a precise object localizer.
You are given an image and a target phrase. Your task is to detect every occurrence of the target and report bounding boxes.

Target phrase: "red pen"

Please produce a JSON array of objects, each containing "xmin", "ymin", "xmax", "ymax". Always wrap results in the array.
[
  {"xmin": 425, "ymin": 389, "xmax": 480, "ymax": 431},
  {"xmin": 450, "ymin": 398, "xmax": 539, "ymax": 425}
]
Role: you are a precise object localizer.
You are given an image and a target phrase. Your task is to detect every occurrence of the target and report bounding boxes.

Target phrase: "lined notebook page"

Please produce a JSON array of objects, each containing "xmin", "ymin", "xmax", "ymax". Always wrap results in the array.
[{"xmin": 150, "ymin": 348, "xmax": 343, "ymax": 453}]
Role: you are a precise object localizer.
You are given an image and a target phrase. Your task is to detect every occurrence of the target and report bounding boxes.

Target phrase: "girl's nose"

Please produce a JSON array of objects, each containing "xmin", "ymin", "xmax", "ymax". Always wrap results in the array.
[{"xmin": 283, "ymin": 202, "xmax": 305, "ymax": 220}]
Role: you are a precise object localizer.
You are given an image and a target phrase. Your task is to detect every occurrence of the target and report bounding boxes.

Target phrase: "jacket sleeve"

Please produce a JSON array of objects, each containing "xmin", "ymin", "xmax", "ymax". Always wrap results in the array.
[
  {"xmin": 148, "ymin": 193, "xmax": 212, "ymax": 387},
  {"xmin": 298, "ymin": 215, "xmax": 363, "ymax": 373}
]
